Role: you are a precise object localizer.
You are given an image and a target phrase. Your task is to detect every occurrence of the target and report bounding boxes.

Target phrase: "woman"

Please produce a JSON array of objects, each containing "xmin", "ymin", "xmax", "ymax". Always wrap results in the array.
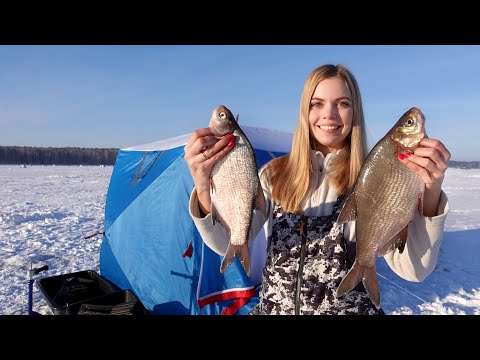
[{"xmin": 184, "ymin": 64, "xmax": 450, "ymax": 314}]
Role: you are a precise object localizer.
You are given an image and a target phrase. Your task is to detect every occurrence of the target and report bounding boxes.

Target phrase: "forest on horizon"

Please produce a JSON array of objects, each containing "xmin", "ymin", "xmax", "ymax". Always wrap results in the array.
[{"xmin": 0, "ymin": 146, "xmax": 119, "ymax": 165}]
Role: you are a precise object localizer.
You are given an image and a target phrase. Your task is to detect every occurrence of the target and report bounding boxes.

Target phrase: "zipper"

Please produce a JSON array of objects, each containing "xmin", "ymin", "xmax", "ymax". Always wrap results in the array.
[{"xmin": 294, "ymin": 218, "xmax": 308, "ymax": 315}]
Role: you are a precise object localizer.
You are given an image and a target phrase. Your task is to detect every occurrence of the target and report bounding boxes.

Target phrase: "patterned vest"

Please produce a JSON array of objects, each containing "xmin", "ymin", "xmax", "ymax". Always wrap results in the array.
[{"xmin": 250, "ymin": 196, "xmax": 383, "ymax": 315}]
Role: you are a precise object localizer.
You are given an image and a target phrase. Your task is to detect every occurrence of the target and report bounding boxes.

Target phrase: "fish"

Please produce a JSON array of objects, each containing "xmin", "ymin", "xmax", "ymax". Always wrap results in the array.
[
  {"xmin": 335, "ymin": 107, "xmax": 426, "ymax": 309},
  {"xmin": 208, "ymin": 105, "xmax": 266, "ymax": 276}
]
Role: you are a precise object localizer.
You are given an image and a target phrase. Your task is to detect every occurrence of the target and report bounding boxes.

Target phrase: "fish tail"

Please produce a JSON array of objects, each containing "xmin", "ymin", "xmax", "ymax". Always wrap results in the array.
[
  {"xmin": 220, "ymin": 243, "xmax": 251, "ymax": 277},
  {"xmin": 337, "ymin": 261, "xmax": 380, "ymax": 309}
]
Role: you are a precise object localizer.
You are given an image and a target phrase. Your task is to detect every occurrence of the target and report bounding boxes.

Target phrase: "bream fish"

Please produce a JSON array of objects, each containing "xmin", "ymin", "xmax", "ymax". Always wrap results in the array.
[
  {"xmin": 336, "ymin": 107, "xmax": 426, "ymax": 309},
  {"xmin": 208, "ymin": 105, "xmax": 266, "ymax": 276}
]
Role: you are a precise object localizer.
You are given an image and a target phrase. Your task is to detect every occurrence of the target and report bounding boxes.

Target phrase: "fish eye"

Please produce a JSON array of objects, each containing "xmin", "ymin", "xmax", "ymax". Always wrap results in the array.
[
  {"xmin": 406, "ymin": 118, "xmax": 414, "ymax": 126},
  {"xmin": 219, "ymin": 112, "xmax": 226, "ymax": 119}
]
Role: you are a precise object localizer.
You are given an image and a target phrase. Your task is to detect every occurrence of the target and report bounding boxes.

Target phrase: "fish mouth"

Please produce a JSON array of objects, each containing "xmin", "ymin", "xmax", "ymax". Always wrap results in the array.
[{"xmin": 211, "ymin": 128, "xmax": 233, "ymax": 138}]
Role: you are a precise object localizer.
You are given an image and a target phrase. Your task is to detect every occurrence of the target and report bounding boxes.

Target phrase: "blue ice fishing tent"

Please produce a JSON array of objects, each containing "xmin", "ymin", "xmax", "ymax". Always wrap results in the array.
[{"xmin": 99, "ymin": 125, "xmax": 293, "ymax": 315}]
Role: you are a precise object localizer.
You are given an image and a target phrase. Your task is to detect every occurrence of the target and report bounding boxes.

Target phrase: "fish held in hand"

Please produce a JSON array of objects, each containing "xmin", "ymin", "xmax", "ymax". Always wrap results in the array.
[
  {"xmin": 208, "ymin": 105, "xmax": 266, "ymax": 276},
  {"xmin": 336, "ymin": 107, "xmax": 426, "ymax": 309}
]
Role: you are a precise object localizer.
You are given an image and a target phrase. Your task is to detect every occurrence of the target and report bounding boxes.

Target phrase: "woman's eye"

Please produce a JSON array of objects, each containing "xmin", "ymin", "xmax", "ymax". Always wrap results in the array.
[{"xmin": 338, "ymin": 101, "xmax": 350, "ymax": 107}]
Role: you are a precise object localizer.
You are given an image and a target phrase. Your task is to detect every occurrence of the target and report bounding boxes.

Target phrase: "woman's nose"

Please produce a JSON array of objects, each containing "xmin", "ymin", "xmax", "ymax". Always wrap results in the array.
[{"xmin": 322, "ymin": 102, "xmax": 337, "ymax": 119}]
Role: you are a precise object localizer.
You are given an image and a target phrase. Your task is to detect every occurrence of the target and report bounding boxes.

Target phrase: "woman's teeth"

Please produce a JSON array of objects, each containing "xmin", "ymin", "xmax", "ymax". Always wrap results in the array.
[{"xmin": 319, "ymin": 125, "xmax": 339, "ymax": 130}]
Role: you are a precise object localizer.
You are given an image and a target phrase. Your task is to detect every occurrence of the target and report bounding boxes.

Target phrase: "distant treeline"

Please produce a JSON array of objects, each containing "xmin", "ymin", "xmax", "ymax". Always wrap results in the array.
[
  {"xmin": 0, "ymin": 146, "xmax": 478, "ymax": 168},
  {"xmin": 0, "ymin": 146, "xmax": 119, "ymax": 165},
  {"xmin": 449, "ymin": 161, "xmax": 480, "ymax": 169}
]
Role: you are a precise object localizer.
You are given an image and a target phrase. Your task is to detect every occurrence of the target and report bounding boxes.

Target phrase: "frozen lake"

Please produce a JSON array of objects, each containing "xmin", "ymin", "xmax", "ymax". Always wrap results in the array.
[{"xmin": 0, "ymin": 165, "xmax": 479, "ymax": 315}]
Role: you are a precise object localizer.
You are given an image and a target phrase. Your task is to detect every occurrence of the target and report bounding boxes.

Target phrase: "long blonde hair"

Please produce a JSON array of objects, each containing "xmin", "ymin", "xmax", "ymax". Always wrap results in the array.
[{"xmin": 266, "ymin": 64, "xmax": 368, "ymax": 213}]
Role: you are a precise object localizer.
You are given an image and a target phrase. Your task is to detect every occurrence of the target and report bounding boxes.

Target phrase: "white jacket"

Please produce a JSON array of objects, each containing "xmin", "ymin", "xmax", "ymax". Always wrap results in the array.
[{"xmin": 189, "ymin": 150, "xmax": 449, "ymax": 286}]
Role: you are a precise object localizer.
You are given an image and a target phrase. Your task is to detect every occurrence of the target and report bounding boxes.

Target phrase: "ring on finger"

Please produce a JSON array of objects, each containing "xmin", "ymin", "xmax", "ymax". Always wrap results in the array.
[{"xmin": 201, "ymin": 148, "xmax": 209, "ymax": 160}]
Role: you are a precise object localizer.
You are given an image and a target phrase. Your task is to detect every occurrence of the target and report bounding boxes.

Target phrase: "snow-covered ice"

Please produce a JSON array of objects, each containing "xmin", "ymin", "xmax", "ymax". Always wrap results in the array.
[{"xmin": 0, "ymin": 165, "xmax": 478, "ymax": 315}]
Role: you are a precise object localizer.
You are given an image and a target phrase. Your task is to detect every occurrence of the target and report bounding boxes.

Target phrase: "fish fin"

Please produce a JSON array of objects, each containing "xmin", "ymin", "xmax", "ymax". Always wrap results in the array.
[
  {"xmin": 209, "ymin": 176, "xmax": 215, "ymax": 194},
  {"xmin": 337, "ymin": 261, "xmax": 380, "ymax": 309},
  {"xmin": 378, "ymin": 226, "xmax": 409, "ymax": 256},
  {"xmin": 255, "ymin": 185, "xmax": 267, "ymax": 216},
  {"xmin": 337, "ymin": 192, "xmax": 357, "ymax": 224},
  {"xmin": 398, "ymin": 229, "xmax": 408, "ymax": 254},
  {"xmin": 209, "ymin": 177, "xmax": 217, "ymax": 226},
  {"xmin": 337, "ymin": 261, "xmax": 363, "ymax": 298},
  {"xmin": 210, "ymin": 203, "xmax": 230, "ymax": 235},
  {"xmin": 220, "ymin": 243, "xmax": 251, "ymax": 276},
  {"xmin": 235, "ymin": 114, "xmax": 240, "ymax": 122},
  {"xmin": 211, "ymin": 203, "xmax": 217, "ymax": 226},
  {"xmin": 362, "ymin": 266, "xmax": 381, "ymax": 309},
  {"xmin": 418, "ymin": 184, "xmax": 425, "ymax": 215}
]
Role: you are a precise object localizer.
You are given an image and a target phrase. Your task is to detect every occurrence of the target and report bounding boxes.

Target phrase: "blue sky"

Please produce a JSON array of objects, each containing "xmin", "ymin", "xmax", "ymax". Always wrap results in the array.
[{"xmin": 0, "ymin": 45, "xmax": 478, "ymax": 161}]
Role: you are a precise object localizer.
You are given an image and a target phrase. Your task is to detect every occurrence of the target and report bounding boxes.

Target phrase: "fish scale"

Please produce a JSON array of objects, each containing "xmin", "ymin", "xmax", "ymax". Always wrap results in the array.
[
  {"xmin": 354, "ymin": 137, "xmax": 424, "ymax": 267},
  {"xmin": 211, "ymin": 133, "xmax": 258, "ymax": 245},
  {"xmin": 336, "ymin": 107, "xmax": 426, "ymax": 309},
  {"xmin": 207, "ymin": 105, "xmax": 266, "ymax": 276}
]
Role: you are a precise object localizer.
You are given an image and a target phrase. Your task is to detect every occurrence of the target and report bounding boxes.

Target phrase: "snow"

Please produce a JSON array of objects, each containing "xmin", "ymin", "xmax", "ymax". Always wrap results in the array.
[
  {"xmin": 0, "ymin": 165, "xmax": 111, "ymax": 315},
  {"xmin": 378, "ymin": 167, "xmax": 480, "ymax": 315},
  {"xmin": 0, "ymin": 165, "xmax": 478, "ymax": 315}
]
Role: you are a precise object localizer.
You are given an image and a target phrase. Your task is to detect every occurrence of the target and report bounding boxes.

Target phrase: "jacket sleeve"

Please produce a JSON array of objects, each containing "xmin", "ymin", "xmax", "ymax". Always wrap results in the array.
[
  {"xmin": 188, "ymin": 167, "xmax": 273, "ymax": 286},
  {"xmin": 189, "ymin": 185, "xmax": 270, "ymax": 255},
  {"xmin": 188, "ymin": 166, "xmax": 273, "ymax": 256},
  {"xmin": 382, "ymin": 190, "xmax": 450, "ymax": 281}
]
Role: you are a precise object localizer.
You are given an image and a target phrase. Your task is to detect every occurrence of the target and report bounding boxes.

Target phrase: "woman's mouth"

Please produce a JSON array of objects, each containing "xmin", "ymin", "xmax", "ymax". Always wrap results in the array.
[{"xmin": 318, "ymin": 125, "xmax": 341, "ymax": 131}]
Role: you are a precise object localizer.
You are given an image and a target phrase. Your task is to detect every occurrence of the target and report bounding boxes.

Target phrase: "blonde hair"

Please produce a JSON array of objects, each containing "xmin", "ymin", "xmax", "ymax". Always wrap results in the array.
[{"xmin": 266, "ymin": 64, "xmax": 368, "ymax": 213}]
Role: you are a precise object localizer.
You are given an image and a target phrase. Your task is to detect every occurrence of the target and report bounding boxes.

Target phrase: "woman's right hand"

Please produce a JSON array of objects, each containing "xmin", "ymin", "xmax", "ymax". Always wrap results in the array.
[{"xmin": 184, "ymin": 128, "xmax": 235, "ymax": 215}]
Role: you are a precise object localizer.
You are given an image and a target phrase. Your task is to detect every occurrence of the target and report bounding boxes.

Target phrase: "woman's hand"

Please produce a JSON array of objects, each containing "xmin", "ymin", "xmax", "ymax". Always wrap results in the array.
[
  {"xmin": 398, "ymin": 138, "xmax": 451, "ymax": 217},
  {"xmin": 184, "ymin": 128, "xmax": 235, "ymax": 215}
]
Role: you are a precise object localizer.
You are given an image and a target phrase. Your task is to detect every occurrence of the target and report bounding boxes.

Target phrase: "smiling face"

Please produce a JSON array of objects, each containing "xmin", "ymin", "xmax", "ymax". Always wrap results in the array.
[{"xmin": 308, "ymin": 76, "xmax": 353, "ymax": 155}]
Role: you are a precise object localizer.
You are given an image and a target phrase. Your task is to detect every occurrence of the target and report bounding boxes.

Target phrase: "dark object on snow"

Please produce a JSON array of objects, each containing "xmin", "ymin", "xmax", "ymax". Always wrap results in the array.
[
  {"xmin": 28, "ymin": 264, "xmax": 49, "ymax": 315},
  {"xmin": 73, "ymin": 290, "xmax": 147, "ymax": 315},
  {"xmin": 37, "ymin": 270, "xmax": 119, "ymax": 315}
]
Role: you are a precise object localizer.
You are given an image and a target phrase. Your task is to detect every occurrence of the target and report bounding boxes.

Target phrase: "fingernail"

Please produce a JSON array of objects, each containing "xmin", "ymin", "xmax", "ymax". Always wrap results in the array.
[
  {"xmin": 227, "ymin": 141, "xmax": 234, "ymax": 148},
  {"xmin": 227, "ymin": 134, "xmax": 235, "ymax": 141},
  {"xmin": 404, "ymin": 153, "xmax": 411, "ymax": 158},
  {"xmin": 397, "ymin": 154, "xmax": 405, "ymax": 160}
]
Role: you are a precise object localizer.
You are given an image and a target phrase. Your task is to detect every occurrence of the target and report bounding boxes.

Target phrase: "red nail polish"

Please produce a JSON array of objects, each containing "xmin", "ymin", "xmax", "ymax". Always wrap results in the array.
[
  {"xmin": 404, "ymin": 153, "xmax": 412, "ymax": 158},
  {"xmin": 227, "ymin": 134, "xmax": 235, "ymax": 141},
  {"xmin": 397, "ymin": 153, "xmax": 405, "ymax": 160},
  {"xmin": 227, "ymin": 141, "xmax": 234, "ymax": 148}
]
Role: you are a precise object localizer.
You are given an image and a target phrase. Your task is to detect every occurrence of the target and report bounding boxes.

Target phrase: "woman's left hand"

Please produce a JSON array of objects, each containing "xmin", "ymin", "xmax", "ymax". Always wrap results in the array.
[{"xmin": 398, "ymin": 138, "xmax": 451, "ymax": 216}]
